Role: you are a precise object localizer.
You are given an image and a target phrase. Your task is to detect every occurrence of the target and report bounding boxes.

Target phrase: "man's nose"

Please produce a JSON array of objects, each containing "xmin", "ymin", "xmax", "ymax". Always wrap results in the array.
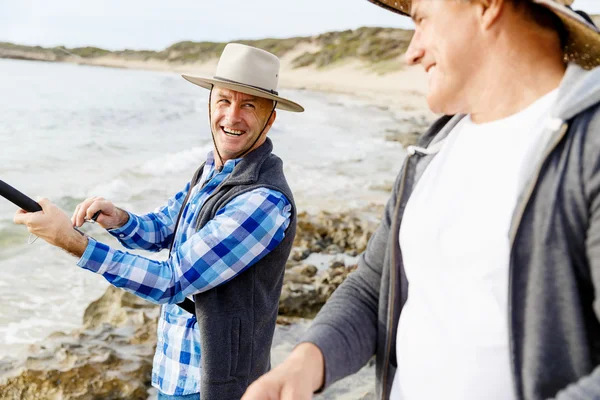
[
  {"xmin": 404, "ymin": 31, "xmax": 425, "ymax": 66},
  {"xmin": 224, "ymin": 105, "xmax": 243, "ymax": 123}
]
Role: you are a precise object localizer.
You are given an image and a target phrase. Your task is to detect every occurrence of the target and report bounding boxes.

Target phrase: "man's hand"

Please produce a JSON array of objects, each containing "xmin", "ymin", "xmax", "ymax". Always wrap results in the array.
[
  {"xmin": 14, "ymin": 198, "xmax": 88, "ymax": 257},
  {"xmin": 71, "ymin": 196, "xmax": 128, "ymax": 230},
  {"xmin": 242, "ymin": 343, "xmax": 325, "ymax": 400}
]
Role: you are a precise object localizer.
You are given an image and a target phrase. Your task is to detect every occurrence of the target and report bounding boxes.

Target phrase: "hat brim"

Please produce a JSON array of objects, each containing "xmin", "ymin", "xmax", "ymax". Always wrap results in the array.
[
  {"xmin": 181, "ymin": 74, "xmax": 304, "ymax": 113},
  {"xmin": 367, "ymin": 0, "xmax": 600, "ymax": 70},
  {"xmin": 535, "ymin": 0, "xmax": 600, "ymax": 70}
]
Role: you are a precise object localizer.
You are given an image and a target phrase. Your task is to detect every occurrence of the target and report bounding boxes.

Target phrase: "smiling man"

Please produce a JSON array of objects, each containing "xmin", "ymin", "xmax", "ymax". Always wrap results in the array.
[
  {"xmin": 14, "ymin": 43, "xmax": 304, "ymax": 400},
  {"xmin": 241, "ymin": 1, "xmax": 600, "ymax": 400}
]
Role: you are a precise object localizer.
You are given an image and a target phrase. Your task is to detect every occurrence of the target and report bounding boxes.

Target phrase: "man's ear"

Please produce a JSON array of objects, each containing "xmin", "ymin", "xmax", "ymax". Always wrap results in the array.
[{"xmin": 475, "ymin": 0, "xmax": 505, "ymax": 30}]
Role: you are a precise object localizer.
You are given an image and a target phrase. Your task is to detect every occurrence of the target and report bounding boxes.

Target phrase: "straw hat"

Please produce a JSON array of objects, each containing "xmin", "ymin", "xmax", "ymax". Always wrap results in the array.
[
  {"xmin": 367, "ymin": 0, "xmax": 600, "ymax": 69},
  {"xmin": 182, "ymin": 43, "xmax": 304, "ymax": 112}
]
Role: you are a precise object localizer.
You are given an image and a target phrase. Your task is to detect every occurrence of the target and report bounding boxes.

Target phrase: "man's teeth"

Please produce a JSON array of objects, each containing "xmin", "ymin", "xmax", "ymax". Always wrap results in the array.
[{"xmin": 223, "ymin": 128, "xmax": 244, "ymax": 136}]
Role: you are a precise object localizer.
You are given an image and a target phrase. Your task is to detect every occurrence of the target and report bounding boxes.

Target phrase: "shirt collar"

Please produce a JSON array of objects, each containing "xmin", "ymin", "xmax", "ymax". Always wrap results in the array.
[{"xmin": 205, "ymin": 150, "xmax": 242, "ymax": 174}]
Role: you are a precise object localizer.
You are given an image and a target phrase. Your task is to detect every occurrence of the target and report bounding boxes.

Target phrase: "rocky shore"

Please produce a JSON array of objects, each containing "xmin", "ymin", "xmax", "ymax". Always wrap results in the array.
[
  {"xmin": 0, "ymin": 207, "xmax": 384, "ymax": 399},
  {"xmin": 0, "ymin": 287, "xmax": 158, "ymax": 400}
]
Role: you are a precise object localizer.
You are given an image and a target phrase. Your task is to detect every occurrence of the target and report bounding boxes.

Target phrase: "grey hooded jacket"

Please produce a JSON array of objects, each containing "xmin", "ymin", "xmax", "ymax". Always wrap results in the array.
[{"xmin": 303, "ymin": 64, "xmax": 600, "ymax": 400}]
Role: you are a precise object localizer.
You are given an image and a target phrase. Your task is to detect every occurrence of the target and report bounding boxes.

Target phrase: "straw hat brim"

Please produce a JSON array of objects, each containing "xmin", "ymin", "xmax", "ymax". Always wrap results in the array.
[
  {"xmin": 367, "ymin": 0, "xmax": 600, "ymax": 70},
  {"xmin": 182, "ymin": 74, "xmax": 304, "ymax": 113}
]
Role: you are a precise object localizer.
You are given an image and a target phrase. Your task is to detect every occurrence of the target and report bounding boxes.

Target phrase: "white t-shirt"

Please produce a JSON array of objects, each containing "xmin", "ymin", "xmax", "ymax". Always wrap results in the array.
[{"xmin": 390, "ymin": 89, "xmax": 558, "ymax": 400}]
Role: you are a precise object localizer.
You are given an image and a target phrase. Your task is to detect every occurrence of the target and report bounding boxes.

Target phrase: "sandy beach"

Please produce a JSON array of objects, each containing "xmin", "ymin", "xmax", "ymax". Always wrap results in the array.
[
  {"xmin": 106, "ymin": 54, "xmax": 429, "ymax": 113},
  {"xmin": 47, "ymin": 49, "xmax": 432, "ymax": 117}
]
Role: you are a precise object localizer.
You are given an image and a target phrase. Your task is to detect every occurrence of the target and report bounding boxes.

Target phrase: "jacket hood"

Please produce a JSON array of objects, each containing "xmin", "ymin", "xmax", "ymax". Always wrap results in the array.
[{"xmin": 554, "ymin": 64, "xmax": 600, "ymax": 121}]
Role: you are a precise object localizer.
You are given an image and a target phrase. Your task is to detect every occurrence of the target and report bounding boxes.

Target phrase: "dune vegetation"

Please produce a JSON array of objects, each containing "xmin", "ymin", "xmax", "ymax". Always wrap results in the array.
[{"xmin": 0, "ymin": 27, "xmax": 414, "ymax": 72}]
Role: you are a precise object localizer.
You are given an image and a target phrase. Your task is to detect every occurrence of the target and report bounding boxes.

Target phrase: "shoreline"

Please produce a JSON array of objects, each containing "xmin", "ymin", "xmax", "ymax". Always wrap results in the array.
[{"xmin": 1, "ymin": 51, "xmax": 433, "ymax": 118}]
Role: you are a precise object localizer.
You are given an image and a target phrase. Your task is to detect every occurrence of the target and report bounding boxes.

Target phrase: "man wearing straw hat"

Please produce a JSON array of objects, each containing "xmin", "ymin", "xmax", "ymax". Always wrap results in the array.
[
  {"xmin": 243, "ymin": 1, "xmax": 600, "ymax": 400},
  {"xmin": 14, "ymin": 43, "xmax": 303, "ymax": 400}
]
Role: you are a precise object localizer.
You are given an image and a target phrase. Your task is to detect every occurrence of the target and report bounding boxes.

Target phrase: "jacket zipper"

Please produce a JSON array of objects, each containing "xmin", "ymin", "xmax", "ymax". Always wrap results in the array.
[
  {"xmin": 507, "ymin": 122, "xmax": 569, "ymax": 400},
  {"xmin": 381, "ymin": 153, "xmax": 414, "ymax": 400}
]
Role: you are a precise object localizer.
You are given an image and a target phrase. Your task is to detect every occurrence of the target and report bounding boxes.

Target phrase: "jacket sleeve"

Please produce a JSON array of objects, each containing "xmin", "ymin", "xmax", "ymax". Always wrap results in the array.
[
  {"xmin": 299, "ymin": 163, "xmax": 403, "ymax": 389},
  {"xmin": 554, "ymin": 108, "xmax": 600, "ymax": 400}
]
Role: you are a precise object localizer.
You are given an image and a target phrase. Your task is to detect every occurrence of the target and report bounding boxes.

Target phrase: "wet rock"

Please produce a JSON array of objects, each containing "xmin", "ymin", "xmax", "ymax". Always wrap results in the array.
[
  {"xmin": 290, "ymin": 246, "xmax": 311, "ymax": 262},
  {"xmin": 292, "ymin": 264, "xmax": 318, "ymax": 277},
  {"xmin": 283, "ymin": 270, "xmax": 314, "ymax": 285},
  {"xmin": 279, "ymin": 259, "xmax": 359, "ymax": 318},
  {"xmin": 0, "ymin": 286, "xmax": 159, "ymax": 400},
  {"xmin": 368, "ymin": 180, "xmax": 395, "ymax": 193},
  {"xmin": 316, "ymin": 261, "xmax": 358, "ymax": 300},
  {"xmin": 384, "ymin": 114, "xmax": 435, "ymax": 148},
  {"xmin": 285, "ymin": 259, "xmax": 299, "ymax": 270},
  {"xmin": 324, "ymin": 244, "xmax": 343, "ymax": 254},
  {"xmin": 279, "ymin": 208, "xmax": 382, "ymax": 318},
  {"xmin": 385, "ymin": 128, "xmax": 421, "ymax": 148},
  {"xmin": 294, "ymin": 208, "xmax": 381, "ymax": 256},
  {"xmin": 279, "ymin": 281, "xmax": 322, "ymax": 318}
]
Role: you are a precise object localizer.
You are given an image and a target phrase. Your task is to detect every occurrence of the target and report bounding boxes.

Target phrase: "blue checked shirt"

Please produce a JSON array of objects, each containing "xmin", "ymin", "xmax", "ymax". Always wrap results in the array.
[{"xmin": 77, "ymin": 151, "xmax": 292, "ymax": 396}]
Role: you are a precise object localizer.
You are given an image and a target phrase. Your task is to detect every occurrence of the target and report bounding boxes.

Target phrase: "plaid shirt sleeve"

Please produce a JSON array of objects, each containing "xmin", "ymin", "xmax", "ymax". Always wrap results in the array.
[
  {"xmin": 76, "ymin": 188, "xmax": 291, "ymax": 304},
  {"xmin": 107, "ymin": 183, "xmax": 190, "ymax": 252}
]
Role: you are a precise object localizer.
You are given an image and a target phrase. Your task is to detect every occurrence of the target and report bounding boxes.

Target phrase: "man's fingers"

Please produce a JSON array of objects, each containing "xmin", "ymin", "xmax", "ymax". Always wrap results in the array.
[
  {"xmin": 36, "ymin": 197, "xmax": 50, "ymax": 211},
  {"xmin": 13, "ymin": 209, "xmax": 29, "ymax": 225},
  {"xmin": 13, "ymin": 209, "xmax": 42, "ymax": 231},
  {"xmin": 281, "ymin": 384, "xmax": 309, "ymax": 400},
  {"xmin": 85, "ymin": 198, "xmax": 106, "ymax": 220},
  {"xmin": 242, "ymin": 382, "xmax": 279, "ymax": 400},
  {"xmin": 74, "ymin": 197, "xmax": 97, "ymax": 227},
  {"xmin": 242, "ymin": 376, "xmax": 279, "ymax": 400},
  {"xmin": 72, "ymin": 195, "xmax": 116, "ymax": 228},
  {"xmin": 14, "ymin": 199, "xmax": 47, "ymax": 223},
  {"xmin": 71, "ymin": 204, "xmax": 81, "ymax": 225}
]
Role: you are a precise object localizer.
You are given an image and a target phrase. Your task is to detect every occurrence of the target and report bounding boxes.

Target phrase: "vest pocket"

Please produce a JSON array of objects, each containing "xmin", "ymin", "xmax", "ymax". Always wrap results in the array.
[
  {"xmin": 201, "ymin": 312, "xmax": 251, "ymax": 384},
  {"xmin": 231, "ymin": 317, "xmax": 241, "ymax": 375}
]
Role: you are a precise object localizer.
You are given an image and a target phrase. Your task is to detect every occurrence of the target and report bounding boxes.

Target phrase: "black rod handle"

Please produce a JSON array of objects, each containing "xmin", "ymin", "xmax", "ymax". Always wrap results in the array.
[{"xmin": 0, "ymin": 180, "xmax": 42, "ymax": 213}]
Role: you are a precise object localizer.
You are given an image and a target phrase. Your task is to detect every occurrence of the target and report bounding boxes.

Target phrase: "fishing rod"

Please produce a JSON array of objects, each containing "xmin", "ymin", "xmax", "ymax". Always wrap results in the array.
[
  {"xmin": 0, "ymin": 180, "xmax": 42, "ymax": 213},
  {"xmin": 0, "ymin": 179, "xmax": 99, "ymax": 236}
]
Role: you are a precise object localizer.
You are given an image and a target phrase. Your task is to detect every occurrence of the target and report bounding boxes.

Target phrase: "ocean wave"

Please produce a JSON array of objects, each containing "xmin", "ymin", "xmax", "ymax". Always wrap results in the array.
[
  {"xmin": 138, "ymin": 145, "xmax": 212, "ymax": 176},
  {"xmin": 86, "ymin": 178, "xmax": 132, "ymax": 201},
  {"xmin": 0, "ymin": 317, "xmax": 79, "ymax": 346}
]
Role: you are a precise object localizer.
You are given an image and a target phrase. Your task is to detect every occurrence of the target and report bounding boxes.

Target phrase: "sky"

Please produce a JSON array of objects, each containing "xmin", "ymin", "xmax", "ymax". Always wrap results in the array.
[{"xmin": 1, "ymin": 0, "xmax": 599, "ymax": 51}]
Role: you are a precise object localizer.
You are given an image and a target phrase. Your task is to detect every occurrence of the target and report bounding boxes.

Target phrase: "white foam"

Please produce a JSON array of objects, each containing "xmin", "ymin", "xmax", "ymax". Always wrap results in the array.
[
  {"xmin": 139, "ymin": 145, "xmax": 212, "ymax": 176},
  {"xmin": 87, "ymin": 178, "xmax": 131, "ymax": 200},
  {"xmin": 302, "ymin": 252, "xmax": 360, "ymax": 271},
  {"xmin": 0, "ymin": 317, "xmax": 78, "ymax": 345}
]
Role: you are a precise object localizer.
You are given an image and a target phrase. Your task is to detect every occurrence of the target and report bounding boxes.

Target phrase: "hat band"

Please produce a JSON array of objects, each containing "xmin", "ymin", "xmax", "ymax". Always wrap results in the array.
[{"xmin": 213, "ymin": 76, "xmax": 279, "ymax": 96}]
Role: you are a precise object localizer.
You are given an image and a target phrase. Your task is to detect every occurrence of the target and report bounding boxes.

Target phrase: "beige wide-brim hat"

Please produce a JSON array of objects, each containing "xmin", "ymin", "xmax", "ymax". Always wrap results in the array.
[
  {"xmin": 182, "ymin": 43, "xmax": 304, "ymax": 112},
  {"xmin": 368, "ymin": 0, "xmax": 600, "ymax": 69}
]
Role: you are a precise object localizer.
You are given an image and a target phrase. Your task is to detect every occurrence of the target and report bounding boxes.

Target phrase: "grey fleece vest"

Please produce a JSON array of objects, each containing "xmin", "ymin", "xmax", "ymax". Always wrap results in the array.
[{"xmin": 188, "ymin": 138, "xmax": 296, "ymax": 399}]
